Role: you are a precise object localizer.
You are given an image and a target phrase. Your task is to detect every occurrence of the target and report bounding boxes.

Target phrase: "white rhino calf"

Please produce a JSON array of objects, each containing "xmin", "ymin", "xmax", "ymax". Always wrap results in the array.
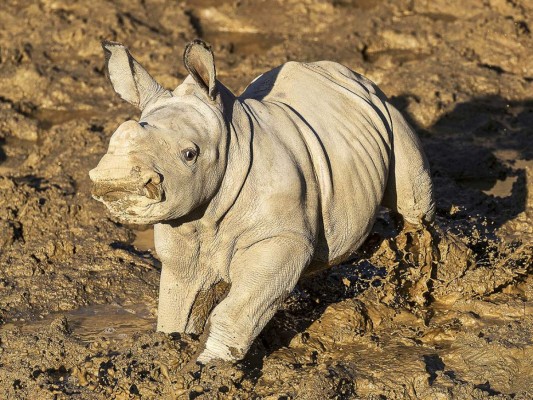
[{"xmin": 89, "ymin": 39, "xmax": 434, "ymax": 362}]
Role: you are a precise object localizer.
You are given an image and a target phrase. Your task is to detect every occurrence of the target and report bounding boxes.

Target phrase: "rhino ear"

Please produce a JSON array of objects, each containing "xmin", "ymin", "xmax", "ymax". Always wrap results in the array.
[
  {"xmin": 183, "ymin": 39, "xmax": 217, "ymax": 101},
  {"xmin": 102, "ymin": 41, "xmax": 170, "ymax": 110}
]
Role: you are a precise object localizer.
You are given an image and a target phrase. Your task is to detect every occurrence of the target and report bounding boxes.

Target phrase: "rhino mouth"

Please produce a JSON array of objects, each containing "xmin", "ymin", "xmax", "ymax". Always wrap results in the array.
[{"xmin": 91, "ymin": 177, "xmax": 164, "ymax": 204}]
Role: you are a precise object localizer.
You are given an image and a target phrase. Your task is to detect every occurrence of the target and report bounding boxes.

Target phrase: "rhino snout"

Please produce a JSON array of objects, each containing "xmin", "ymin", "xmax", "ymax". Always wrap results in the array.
[{"xmin": 89, "ymin": 168, "xmax": 164, "ymax": 203}]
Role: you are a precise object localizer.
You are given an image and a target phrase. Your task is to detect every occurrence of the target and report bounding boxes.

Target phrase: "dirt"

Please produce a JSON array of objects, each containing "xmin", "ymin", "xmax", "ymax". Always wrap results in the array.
[{"xmin": 0, "ymin": 0, "xmax": 532, "ymax": 399}]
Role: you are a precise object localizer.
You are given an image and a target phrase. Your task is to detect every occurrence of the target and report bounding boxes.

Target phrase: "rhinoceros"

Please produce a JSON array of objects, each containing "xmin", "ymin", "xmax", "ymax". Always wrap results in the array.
[{"xmin": 89, "ymin": 39, "xmax": 434, "ymax": 362}]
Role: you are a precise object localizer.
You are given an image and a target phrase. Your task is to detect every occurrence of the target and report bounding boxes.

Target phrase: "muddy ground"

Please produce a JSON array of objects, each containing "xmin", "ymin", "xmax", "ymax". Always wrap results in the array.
[{"xmin": 0, "ymin": 0, "xmax": 532, "ymax": 399}]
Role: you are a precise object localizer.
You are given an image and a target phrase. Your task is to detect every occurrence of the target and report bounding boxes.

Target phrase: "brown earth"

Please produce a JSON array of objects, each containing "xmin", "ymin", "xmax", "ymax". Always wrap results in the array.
[{"xmin": 0, "ymin": 0, "xmax": 532, "ymax": 399}]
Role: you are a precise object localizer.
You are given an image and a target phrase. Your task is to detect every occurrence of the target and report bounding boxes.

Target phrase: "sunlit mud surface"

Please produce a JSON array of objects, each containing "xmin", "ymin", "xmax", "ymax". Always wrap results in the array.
[{"xmin": 0, "ymin": 0, "xmax": 532, "ymax": 399}]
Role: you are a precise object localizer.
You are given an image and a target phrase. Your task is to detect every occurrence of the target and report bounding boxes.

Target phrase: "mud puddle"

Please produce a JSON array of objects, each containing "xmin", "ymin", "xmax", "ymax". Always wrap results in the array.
[
  {"xmin": 458, "ymin": 175, "xmax": 518, "ymax": 197},
  {"xmin": 32, "ymin": 108, "xmax": 100, "ymax": 130},
  {"xmin": 364, "ymin": 49, "xmax": 430, "ymax": 64},
  {"xmin": 2, "ymin": 303, "xmax": 156, "ymax": 343},
  {"xmin": 202, "ymin": 31, "xmax": 284, "ymax": 57},
  {"xmin": 133, "ymin": 227, "xmax": 155, "ymax": 252},
  {"xmin": 333, "ymin": 0, "xmax": 383, "ymax": 10}
]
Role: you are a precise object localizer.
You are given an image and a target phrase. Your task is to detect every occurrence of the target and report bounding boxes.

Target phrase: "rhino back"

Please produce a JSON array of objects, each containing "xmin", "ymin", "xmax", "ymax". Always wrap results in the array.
[{"xmin": 240, "ymin": 61, "xmax": 393, "ymax": 265}]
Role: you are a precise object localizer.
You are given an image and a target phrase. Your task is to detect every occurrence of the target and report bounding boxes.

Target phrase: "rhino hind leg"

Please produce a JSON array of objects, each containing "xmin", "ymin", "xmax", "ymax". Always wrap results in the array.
[{"xmin": 381, "ymin": 106, "xmax": 435, "ymax": 225}]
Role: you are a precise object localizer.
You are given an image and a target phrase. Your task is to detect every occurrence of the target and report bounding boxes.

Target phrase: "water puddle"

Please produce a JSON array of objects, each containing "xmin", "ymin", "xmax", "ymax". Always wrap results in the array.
[
  {"xmin": 2, "ymin": 303, "xmax": 156, "ymax": 342},
  {"xmin": 32, "ymin": 108, "xmax": 99, "ymax": 130},
  {"xmin": 485, "ymin": 175, "xmax": 518, "ymax": 197},
  {"xmin": 457, "ymin": 175, "xmax": 518, "ymax": 198},
  {"xmin": 189, "ymin": 0, "xmax": 235, "ymax": 7},
  {"xmin": 365, "ymin": 49, "xmax": 429, "ymax": 64},
  {"xmin": 333, "ymin": 0, "xmax": 383, "ymax": 9},
  {"xmin": 133, "ymin": 227, "xmax": 155, "ymax": 252},
  {"xmin": 419, "ymin": 12, "xmax": 458, "ymax": 22},
  {"xmin": 203, "ymin": 31, "xmax": 284, "ymax": 56},
  {"xmin": 457, "ymin": 155, "xmax": 531, "ymax": 198}
]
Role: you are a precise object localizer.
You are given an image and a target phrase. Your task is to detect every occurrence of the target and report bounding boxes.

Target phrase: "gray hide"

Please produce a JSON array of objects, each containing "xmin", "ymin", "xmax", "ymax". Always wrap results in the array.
[{"xmin": 89, "ymin": 39, "xmax": 435, "ymax": 362}]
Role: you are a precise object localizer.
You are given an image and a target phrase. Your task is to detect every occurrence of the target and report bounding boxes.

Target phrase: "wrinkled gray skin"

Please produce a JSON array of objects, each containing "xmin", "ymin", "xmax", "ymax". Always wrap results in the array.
[{"xmin": 89, "ymin": 39, "xmax": 435, "ymax": 363}]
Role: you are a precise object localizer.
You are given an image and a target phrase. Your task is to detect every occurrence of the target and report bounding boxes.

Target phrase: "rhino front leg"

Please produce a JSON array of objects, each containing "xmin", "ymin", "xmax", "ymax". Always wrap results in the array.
[
  {"xmin": 197, "ymin": 237, "xmax": 313, "ymax": 363},
  {"xmin": 157, "ymin": 265, "xmax": 216, "ymax": 334}
]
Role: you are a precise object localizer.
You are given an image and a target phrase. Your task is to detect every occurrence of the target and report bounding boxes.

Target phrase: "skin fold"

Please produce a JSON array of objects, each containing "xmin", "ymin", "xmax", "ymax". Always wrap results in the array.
[{"xmin": 89, "ymin": 39, "xmax": 435, "ymax": 363}]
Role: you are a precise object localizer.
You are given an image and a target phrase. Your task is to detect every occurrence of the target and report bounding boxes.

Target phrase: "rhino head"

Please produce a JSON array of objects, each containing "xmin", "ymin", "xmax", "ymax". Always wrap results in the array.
[{"xmin": 89, "ymin": 40, "xmax": 229, "ymax": 225}]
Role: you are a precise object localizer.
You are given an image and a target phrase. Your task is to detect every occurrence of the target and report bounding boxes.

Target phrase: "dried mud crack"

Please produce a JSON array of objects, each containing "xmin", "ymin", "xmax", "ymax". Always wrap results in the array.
[{"xmin": 0, "ymin": 0, "xmax": 532, "ymax": 399}]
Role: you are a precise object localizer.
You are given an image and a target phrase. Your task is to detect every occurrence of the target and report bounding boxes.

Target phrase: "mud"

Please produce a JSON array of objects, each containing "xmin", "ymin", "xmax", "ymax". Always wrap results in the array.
[{"xmin": 0, "ymin": 0, "xmax": 532, "ymax": 399}]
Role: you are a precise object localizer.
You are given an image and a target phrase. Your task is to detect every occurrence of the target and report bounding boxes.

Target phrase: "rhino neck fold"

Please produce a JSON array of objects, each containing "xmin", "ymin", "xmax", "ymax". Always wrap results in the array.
[{"xmin": 204, "ymin": 93, "xmax": 253, "ymax": 225}]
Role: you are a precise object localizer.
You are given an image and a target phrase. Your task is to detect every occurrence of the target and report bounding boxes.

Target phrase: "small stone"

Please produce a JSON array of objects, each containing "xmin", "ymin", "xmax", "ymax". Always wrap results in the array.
[
  {"xmin": 191, "ymin": 384, "xmax": 204, "ymax": 393},
  {"xmin": 159, "ymin": 364, "xmax": 170, "ymax": 381},
  {"xmin": 175, "ymin": 375, "xmax": 185, "ymax": 389},
  {"xmin": 78, "ymin": 371, "xmax": 89, "ymax": 387},
  {"xmin": 174, "ymin": 388, "xmax": 188, "ymax": 397}
]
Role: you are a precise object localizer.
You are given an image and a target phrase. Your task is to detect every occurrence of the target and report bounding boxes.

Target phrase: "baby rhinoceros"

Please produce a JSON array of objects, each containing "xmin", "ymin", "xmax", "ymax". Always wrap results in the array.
[{"xmin": 89, "ymin": 39, "xmax": 435, "ymax": 362}]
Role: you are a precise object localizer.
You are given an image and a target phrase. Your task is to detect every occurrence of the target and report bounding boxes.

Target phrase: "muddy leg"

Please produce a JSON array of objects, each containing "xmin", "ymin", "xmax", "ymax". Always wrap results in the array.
[
  {"xmin": 156, "ymin": 265, "xmax": 214, "ymax": 334},
  {"xmin": 197, "ymin": 237, "xmax": 312, "ymax": 363},
  {"xmin": 381, "ymin": 105, "xmax": 435, "ymax": 225},
  {"xmin": 185, "ymin": 280, "xmax": 231, "ymax": 334}
]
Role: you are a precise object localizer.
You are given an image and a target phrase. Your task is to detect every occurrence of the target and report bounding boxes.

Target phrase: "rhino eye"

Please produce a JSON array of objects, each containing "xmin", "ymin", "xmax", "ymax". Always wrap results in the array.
[{"xmin": 182, "ymin": 148, "xmax": 198, "ymax": 163}]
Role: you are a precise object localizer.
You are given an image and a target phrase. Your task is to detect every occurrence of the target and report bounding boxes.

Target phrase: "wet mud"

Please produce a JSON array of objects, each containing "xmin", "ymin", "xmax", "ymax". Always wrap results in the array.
[{"xmin": 0, "ymin": 0, "xmax": 532, "ymax": 399}]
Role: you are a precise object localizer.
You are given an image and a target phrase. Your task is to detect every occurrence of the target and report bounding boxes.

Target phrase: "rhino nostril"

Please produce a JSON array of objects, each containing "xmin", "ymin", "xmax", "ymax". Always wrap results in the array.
[
  {"xmin": 143, "ymin": 172, "xmax": 163, "ymax": 200},
  {"xmin": 142, "ymin": 172, "xmax": 162, "ymax": 186},
  {"xmin": 144, "ymin": 182, "xmax": 158, "ymax": 199}
]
